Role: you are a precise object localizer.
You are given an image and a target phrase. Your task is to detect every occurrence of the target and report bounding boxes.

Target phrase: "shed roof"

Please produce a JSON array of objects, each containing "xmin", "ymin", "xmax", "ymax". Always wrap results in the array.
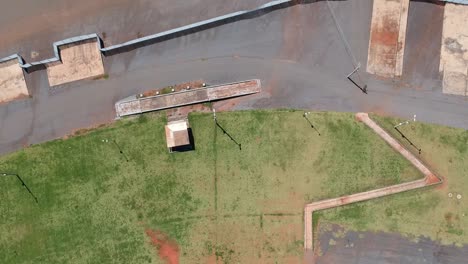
[{"xmin": 165, "ymin": 120, "xmax": 190, "ymax": 148}]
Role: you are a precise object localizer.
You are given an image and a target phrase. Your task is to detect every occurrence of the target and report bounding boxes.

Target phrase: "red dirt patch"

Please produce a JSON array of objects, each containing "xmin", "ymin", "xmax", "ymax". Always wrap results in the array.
[
  {"xmin": 435, "ymin": 175, "xmax": 447, "ymax": 191},
  {"xmin": 63, "ymin": 122, "xmax": 111, "ymax": 139},
  {"xmin": 355, "ymin": 114, "xmax": 363, "ymax": 122},
  {"xmin": 425, "ymin": 174, "xmax": 441, "ymax": 185},
  {"xmin": 421, "ymin": 156, "xmax": 447, "ymax": 190},
  {"xmin": 145, "ymin": 229, "xmax": 180, "ymax": 264},
  {"xmin": 371, "ymin": 28, "xmax": 398, "ymax": 47},
  {"xmin": 205, "ymin": 254, "xmax": 217, "ymax": 264}
]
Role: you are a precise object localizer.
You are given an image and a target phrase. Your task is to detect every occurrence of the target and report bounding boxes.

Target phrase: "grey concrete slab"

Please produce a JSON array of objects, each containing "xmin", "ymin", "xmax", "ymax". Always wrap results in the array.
[
  {"xmin": 316, "ymin": 224, "xmax": 468, "ymax": 264},
  {"xmin": 401, "ymin": 0, "xmax": 445, "ymax": 91}
]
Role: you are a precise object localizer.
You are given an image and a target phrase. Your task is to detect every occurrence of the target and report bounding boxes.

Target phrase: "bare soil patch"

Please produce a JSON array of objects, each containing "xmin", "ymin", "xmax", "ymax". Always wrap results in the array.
[{"xmin": 145, "ymin": 229, "xmax": 180, "ymax": 264}]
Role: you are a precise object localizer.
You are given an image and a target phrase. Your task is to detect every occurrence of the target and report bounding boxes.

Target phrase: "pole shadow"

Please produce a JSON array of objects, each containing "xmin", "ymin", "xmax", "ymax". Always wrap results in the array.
[
  {"xmin": 303, "ymin": 113, "xmax": 321, "ymax": 136},
  {"xmin": 113, "ymin": 140, "xmax": 130, "ymax": 162},
  {"xmin": 215, "ymin": 121, "xmax": 242, "ymax": 150},
  {"xmin": 394, "ymin": 127, "xmax": 422, "ymax": 154},
  {"xmin": 1, "ymin": 173, "xmax": 39, "ymax": 204}
]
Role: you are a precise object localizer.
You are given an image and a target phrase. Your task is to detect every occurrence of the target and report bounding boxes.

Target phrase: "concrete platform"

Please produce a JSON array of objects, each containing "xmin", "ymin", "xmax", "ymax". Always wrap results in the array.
[
  {"xmin": 46, "ymin": 39, "xmax": 105, "ymax": 86},
  {"xmin": 440, "ymin": 3, "xmax": 468, "ymax": 96},
  {"xmin": 367, "ymin": 0, "xmax": 409, "ymax": 78},
  {"xmin": 316, "ymin": 224, "xmax": 468, "ymax": 264},
  {"xmin": 0, "ymin": 59, "xmax": 29, "ymax": 103},
  {"xmin": 115, "ymin": 79, "xmax": 261, "ymax": 117}
]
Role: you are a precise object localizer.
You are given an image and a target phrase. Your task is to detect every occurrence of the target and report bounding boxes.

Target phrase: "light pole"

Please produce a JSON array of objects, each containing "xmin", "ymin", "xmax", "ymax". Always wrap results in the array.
[
  {"xmin": 1, "ymin": 172, "xmax": 38, "ymax": 203},
  {"xmin": 394, "ymin": 115, "xmax": 421, "ymax": 154}
]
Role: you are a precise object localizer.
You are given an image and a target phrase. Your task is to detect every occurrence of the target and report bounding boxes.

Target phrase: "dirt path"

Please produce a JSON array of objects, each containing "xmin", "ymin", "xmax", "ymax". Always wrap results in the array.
[{"xmin": 304, "ymin": 112, "xmax": 442, "ymax": 252}]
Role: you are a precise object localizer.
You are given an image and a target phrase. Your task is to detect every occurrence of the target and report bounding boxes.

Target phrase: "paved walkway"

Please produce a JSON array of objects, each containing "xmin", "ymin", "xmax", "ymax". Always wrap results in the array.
[{"xmin": 304, "ymin": 113, "xmax": 442, "ymax": 251}]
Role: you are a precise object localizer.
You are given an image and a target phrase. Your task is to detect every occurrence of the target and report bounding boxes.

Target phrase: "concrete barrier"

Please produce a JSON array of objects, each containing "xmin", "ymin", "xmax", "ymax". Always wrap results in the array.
[
  {"xmin": 1, "ymin": 0, "xmax": 467, "ymax": 74},
  {"xmin": 0, "ymin": 0, "xmax": 293, "ymax": 73},
  {"xmin": 115, "ymin": 79, "xmax": 261, "ymax": 117}
]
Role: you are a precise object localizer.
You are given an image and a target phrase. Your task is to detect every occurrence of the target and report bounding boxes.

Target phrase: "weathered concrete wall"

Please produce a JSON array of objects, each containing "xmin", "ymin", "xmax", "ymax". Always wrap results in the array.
[
  {"xmin": 440, "ymin": 3, "xmax": 468, "ymax": 96},
  {"xmin": 0, "ymin": 0, "xmax": 293, "ymax": 91},
  {"xmin": 367, "ymin": 0, "xmax": 409, "ymax": 78}
]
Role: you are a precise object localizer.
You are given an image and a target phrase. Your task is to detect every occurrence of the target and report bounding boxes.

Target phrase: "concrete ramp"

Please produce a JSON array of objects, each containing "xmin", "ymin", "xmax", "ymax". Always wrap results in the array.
[
  {"xmin": 0, "ymin": 59, "xmax": 29, "ymax": 104},
  {"xmin": 46, "ymin": 39, "xmax": 105, "ymax": 86},
  {"xmin": 367, "ymin": 0, "xmax": 409, "ymax": 78},
  {"xmin": 440, "ymin": 3, "xmax": 468, "ymax": 96}
]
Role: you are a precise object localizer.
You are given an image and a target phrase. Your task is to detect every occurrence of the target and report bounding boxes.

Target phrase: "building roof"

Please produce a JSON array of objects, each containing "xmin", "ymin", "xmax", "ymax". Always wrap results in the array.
[{"xmin": 165, "ymin": 120, "xmax": 190, "ymax": 148}]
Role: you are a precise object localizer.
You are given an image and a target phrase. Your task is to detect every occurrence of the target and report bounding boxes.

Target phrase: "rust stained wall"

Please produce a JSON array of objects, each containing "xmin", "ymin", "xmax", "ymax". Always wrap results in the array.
[
  {"xmin": 440, "ymin": 3, "xmax": 468, "ymax": 96},
  {"xmin": 367, "ymin": 0, "xmax": 409, "ymax": 78}
]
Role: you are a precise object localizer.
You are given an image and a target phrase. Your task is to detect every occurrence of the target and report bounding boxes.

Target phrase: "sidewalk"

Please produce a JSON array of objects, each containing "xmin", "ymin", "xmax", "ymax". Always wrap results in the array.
[{"xmin": 304, "ymin": 113, "xmax": 442, "ymax": 251}]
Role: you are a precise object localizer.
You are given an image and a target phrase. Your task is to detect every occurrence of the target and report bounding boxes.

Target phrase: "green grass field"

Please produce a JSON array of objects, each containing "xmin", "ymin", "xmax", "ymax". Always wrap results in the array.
[
  {"xmin": 317, "ymin": 114, "xmax": 468, "ymax": 246},
  {"xmin": 0, "ymin": 110, "xmax": 464, "ymax": 263}
]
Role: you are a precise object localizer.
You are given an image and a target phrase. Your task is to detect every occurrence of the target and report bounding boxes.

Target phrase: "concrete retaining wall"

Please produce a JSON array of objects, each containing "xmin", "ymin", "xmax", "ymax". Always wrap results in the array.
[{"xmin": 1, "ymin": 0, "xmax": 466, "ymax": 73}]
